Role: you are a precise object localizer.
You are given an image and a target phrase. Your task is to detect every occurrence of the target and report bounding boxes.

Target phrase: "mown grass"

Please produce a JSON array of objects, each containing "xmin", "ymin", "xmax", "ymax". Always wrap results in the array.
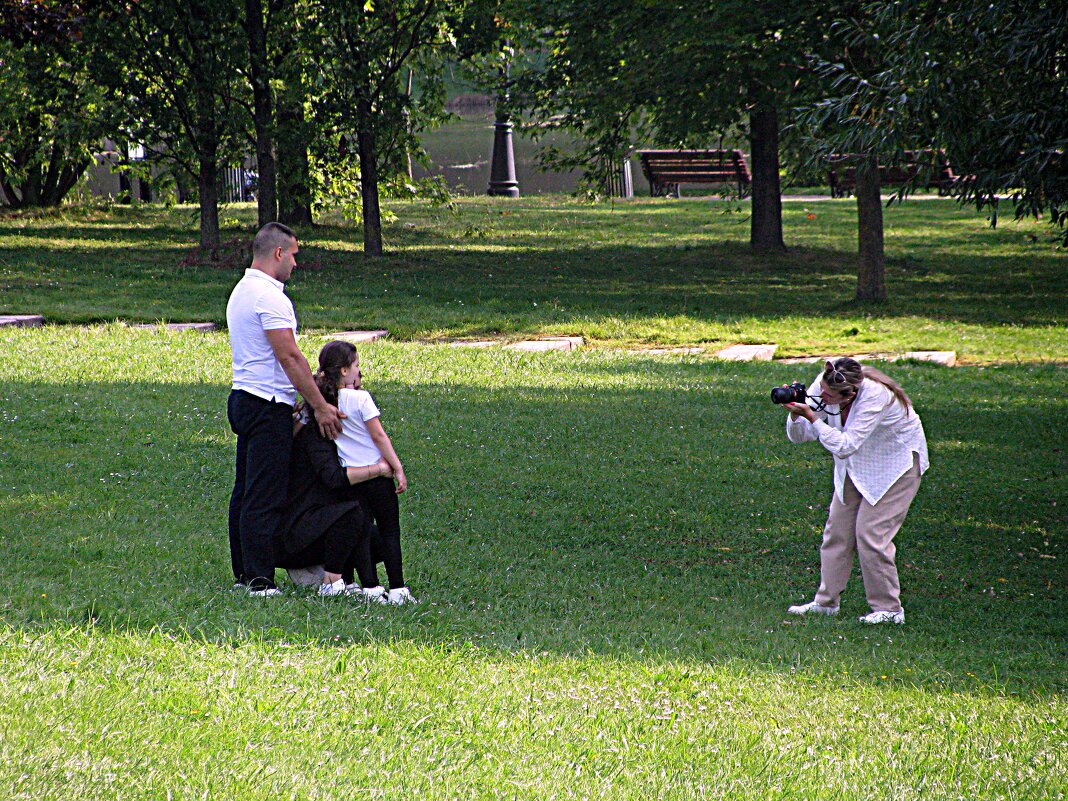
[
  {"xmin": 0, "ymin": 195, "xmax": 1064, "ymax": 362},
  {"xmin": 0, "ymin": 325, "xmax": 1064, "ymax": 800}
]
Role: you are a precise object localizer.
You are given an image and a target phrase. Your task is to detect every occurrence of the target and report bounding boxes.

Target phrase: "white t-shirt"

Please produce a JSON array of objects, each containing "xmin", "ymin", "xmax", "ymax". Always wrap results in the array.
[
  {"xmin": 786, "ymin": 374, "xmax": 929, "ymax": 505},
  {"xmin": 335, "ymin": 388, "xmax": 383, "ymax": 467},
  {"xmin": 227, "ymin": 268, "xmax": 298, "ymax": 405}
]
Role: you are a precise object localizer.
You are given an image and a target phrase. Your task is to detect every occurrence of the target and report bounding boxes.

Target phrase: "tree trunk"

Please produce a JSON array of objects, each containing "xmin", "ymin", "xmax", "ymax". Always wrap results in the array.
[
  {"xmin": 0, "ymin": 165, "xmax": 16, "ymax": 206},
  {"xmin": 245, "ymin": 0, "xmax": 277, "ymax": 225},
  {"xmin": 32, "ymin": 141, "xmax": 89, "ymax": 206},
  {"xmin": 198, "ymin": 156, "xmax": 221, "ymax": 253},
  {"xmin": 19, "ymin": 151, "xmax": 42, "ymax": 206},
  {"xmin": 118, "ymin": 171, "xmax": 132, "ymax": 204},
  {"xmin": 55, "ymin": 156, "xmax": 89, "ymax": 203},
  {"xmin": 41, "ymin": 141, "xmax": 64, "ymax": 203},
  {"xmin": 276, "ymin": 87, "xmax": 313, "ymax": 226},
  {"xmin": 855, "ymin": 159, "xmax": 886, "ymax": 302},
  {"xmin": 356, "ymin": 96, "xmax": 383, "ymax": 257},
  {"xmin": 404, "ymin": 67, "xmax": 414, "ymax": 181},
  {"xmin": 748, "ymin": 101, "xmax": 784, "ymax": 253}
]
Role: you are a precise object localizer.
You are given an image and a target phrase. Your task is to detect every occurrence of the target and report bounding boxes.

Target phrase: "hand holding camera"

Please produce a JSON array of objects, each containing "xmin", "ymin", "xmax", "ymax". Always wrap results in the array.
[
  {"xmin": 771, "ymin": 382, "xmax": 807, "ymax": 405},
  {"xmin": 771, "ymin": 381, "xmax": 818, "ymax": 422}
]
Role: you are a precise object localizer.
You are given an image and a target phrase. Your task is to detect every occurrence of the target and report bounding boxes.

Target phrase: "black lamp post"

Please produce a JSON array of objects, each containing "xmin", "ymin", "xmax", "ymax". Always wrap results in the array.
[{"xmin": 487, "ymin": 56, "xmax": 519, "ymax": 197}]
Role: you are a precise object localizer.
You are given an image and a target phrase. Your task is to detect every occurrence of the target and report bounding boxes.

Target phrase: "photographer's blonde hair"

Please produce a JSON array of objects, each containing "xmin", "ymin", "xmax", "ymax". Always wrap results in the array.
[{"xmin": 823, "ymin": 357, "xmax": 913, "ymax": 412}]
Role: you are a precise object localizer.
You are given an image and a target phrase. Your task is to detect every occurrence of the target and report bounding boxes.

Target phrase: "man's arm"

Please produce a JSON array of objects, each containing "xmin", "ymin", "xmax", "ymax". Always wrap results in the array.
[{"xmin": 265, "ymin": 328, "xmax": 343, "ymax": 439}]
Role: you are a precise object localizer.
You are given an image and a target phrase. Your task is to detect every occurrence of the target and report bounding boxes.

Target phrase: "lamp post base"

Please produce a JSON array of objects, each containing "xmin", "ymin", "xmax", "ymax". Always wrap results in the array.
[{"xmin": 487, "ymin": 119, "xmax": 519, "ymax": 197}]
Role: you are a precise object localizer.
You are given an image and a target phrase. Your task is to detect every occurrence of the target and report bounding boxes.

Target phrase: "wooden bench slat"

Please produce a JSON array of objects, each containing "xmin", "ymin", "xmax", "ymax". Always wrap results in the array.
[
  {"xmin": 637, "ymin": 149, "xmax": 751, "ymax": 197},
  {"xmin": 826, "ymin": 150, "xmax": 959, "ymax": 197}
]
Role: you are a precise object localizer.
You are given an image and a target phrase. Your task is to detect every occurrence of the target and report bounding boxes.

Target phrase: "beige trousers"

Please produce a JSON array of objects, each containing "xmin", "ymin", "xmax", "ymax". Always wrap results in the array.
[{"xmin": 813, "ymin": 455, "xmax": 921, "ymax": 612}]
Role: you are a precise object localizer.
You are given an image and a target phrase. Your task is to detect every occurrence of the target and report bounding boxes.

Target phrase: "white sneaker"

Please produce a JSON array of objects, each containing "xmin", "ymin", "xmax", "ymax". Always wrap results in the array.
[
  {"xmin": 348, "ymin": 585, "xmax": 387, "ymax": 604},
  {"xmin": 387, "ymin": 587, "xmax": 418, "ymax": 605},
  {"xmin": 247, "ymin": 587, "xmax": 283, "ymax": 598},
  {"xmin": 287, "ymin": 565, "xmax": 325, "ymax": 587},
  {"xmin": 787, "ymin": 601, "xmax": 839, "ymax": 616},
  {"xmin": 318, "ymin": 579, "xmax": 346, "ymax": 597},
  {"xmin": 859, "ymin": 610, "xmax": 904, "ymax": 624}
]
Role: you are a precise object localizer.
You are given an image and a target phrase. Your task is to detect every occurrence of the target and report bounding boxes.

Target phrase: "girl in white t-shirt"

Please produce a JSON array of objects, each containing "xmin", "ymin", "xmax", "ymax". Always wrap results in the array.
[{"xmin": 313, "ymin": 339, "xmax": 415, "ymax": 605}]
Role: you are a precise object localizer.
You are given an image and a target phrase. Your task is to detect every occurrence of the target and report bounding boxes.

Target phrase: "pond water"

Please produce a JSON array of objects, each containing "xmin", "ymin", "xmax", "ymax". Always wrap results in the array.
[{"xmin": 415, "ymin": 110, "xmax": 637, "ymax": 196}]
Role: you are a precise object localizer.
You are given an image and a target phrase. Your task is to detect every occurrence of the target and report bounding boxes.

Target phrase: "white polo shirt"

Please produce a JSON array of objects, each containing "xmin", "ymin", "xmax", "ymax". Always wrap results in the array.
[
  {"xmin": 227, "ymin": 268, "xmax": 298, "ymax": 405},
  {"xmin": 786, "ymin": 374, "xmax": 929, "ymax": 505}
]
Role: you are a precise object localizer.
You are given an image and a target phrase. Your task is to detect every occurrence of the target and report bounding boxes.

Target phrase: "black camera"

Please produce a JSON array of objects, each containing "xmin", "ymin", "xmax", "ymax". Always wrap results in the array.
[{"xmin": 771, "ymin": 381, "xmax": 807, "ymax": 405}]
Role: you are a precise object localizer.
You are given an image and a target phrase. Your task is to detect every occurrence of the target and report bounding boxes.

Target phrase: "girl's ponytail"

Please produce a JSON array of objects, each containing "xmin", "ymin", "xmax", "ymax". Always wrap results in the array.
[{"xmin": 315, "ymin": 339, "xmax": 358, "ymax": 409}]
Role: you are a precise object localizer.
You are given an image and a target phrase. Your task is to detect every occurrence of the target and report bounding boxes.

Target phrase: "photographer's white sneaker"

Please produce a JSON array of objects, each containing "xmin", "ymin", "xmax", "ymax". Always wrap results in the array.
[
  {"xmin": 787, "ymin": 601, "xmax": 839, "ymax": 616},
  {"xmin": 858, "ymin": 610, "xmax": 904, "ymax": 625}
]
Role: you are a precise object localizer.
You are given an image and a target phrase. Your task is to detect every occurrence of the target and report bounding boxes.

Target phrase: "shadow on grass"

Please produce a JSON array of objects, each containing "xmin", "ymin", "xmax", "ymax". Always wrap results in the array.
[
  {"xmin": 1, "ymin": 205, "xmax": 1065, "ymax": 332},
  {"xmin": 0, "ymin": 357, "xmax": 1064, "ymax": 699}
]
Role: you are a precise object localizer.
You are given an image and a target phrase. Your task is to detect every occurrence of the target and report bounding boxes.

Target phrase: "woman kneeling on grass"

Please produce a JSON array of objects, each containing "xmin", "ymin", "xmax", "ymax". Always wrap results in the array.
[
  {"xmin": 276, "ymin": 408, "xmax": 395, "ymax": 597},
  {"xmin": 307, "ymin": 339, "xmax": 415, "ymax": 605},
  {"xmin": 782, "ymin": 357, "xmax": 928, "ymax": 625}
]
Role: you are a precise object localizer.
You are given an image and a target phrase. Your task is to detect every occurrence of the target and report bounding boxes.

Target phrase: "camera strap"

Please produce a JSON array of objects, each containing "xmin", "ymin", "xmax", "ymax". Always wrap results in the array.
[{"xmin": 807, "ymin": 394, "xmax": 844, "ymax": 416}]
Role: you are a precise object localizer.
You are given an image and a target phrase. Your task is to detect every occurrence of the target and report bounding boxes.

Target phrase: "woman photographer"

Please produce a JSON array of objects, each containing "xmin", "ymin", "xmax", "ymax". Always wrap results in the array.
[{"xmin": 782, "ymin": 357, "xmax": 928, "ymax": 624}]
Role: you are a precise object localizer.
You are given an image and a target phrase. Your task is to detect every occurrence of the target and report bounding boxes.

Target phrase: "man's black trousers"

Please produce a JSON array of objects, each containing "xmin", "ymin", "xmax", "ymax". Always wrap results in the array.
[{"xmin": 227, "ymin": 389, "xmax": 293, "ymax": 589}]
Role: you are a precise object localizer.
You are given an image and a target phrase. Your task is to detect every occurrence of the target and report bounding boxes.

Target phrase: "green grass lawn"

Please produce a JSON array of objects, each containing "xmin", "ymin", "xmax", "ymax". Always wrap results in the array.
[
  {"xmin": 0, "ymin": 323, "xmax": 1064, "ymax": 800},
  {"xmin": 0, "ymin": 195, "xmax": 1064, "ymax": 363}
]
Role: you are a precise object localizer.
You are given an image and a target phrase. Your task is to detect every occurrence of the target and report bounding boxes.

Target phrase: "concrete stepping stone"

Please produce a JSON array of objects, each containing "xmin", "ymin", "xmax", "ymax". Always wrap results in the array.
[
  {"xmin": 329, "ymin": 330, "xmax": 389, "ymax": 343},
  {"xmin": 448, "ymin": 340, "xmax": 498, "ymax": 348},
  {"xmin": 504, "ymin": 336, "xmax": 583, "ymax": 352},
  {"xmin": 780, "ymin": 351, "xmax": 957, "ymax": 366},
  {"xmin": 133, "ymin": 322, "xmax": 216, "ymax": 332},
  {"xmin": 897, "ymin": 350, "xmax": 957, "ymax": 366},
  {"xmin": 776, "ymin": 354, "xmax": 878, "ymax": 364},
  {"xmin": 777, "ymin": 356, "xmax": 826, "ymax": 364},
  {"xmin": 0, "ymin": 314, "xmax": 44, "ymax": 327},
  {"xmin": 645, "ymin": 347, "xmax": 705, "ymax": 355},
  {"xmin": 716, "ymin": 343, "xmax": 777, "ymax": 361}
]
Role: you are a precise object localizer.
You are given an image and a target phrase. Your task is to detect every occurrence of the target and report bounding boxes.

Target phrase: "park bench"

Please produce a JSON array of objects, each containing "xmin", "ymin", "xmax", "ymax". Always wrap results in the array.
[
  {"xmin": 637, "ymin": 149, "xmax": 751, "ymax": 197},
  {"xmin": 826, "ymin": 151, "xmax": 959, "ymax": 198}
]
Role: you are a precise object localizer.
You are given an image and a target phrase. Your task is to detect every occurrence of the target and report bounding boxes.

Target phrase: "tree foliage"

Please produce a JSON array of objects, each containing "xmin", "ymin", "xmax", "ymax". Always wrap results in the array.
[
  {"xmin": 306, "ymin": 0, "xmax": 454, "ymax": 254},
  {"xmin": 798, "ymin": 0, "xmax": 1068, "ymax": 241},
  {"xmin": 512, "ymin": 0, "xmax": 853, "ymax": 251},
  {"xmin": 0, "ymin": 0, "xmax": 116, "ymax": 207},
  {"xmin": 92, "ymin": 0, "xmax": 251, "ymax": 250}
]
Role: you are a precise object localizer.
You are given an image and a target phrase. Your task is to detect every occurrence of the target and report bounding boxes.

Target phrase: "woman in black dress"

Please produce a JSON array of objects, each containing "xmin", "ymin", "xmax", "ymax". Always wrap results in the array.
[{"xmin": 274, "ymin": 419, "xmax": 391, "ymax": 596}]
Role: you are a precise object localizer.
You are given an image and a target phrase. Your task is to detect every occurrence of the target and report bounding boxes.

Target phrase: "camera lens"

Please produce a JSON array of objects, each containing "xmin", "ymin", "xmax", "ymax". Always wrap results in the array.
[
  {"xmin": 771, "ymin": 381, "xmax": 806, "ymax": 405},
  {"xmin": 771, "ymin": 386, "xmax": 794, "ymax": 404}
]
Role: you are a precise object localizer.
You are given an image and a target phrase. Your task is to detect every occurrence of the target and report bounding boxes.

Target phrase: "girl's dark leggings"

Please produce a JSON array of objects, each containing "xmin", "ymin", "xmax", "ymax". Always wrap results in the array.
[{"xmin": 344, "ymin": 476, "xmax": 405, "ymax": 589}]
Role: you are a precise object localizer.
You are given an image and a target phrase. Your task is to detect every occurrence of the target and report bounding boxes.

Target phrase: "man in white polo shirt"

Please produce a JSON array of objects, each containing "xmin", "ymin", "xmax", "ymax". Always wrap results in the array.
[{"xmin": 226, "ymin": 222, "xmax": 343, "ymax": 596}]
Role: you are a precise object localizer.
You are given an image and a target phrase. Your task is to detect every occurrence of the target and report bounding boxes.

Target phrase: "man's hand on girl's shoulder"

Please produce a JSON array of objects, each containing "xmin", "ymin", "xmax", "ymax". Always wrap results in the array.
[{"xmin": 313, "ymin": 402, "xmax": 346, "ymax": 439}]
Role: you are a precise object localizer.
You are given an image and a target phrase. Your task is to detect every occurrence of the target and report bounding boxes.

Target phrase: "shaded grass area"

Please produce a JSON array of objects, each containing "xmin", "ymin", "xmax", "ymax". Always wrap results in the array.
[
  {"xmin": 0, "ymin": 197, "xmax": 1064, "ymax": 362},
  {"xmin": 0, "ymin": 326, "xmax": 1064, "ymax": 799}
]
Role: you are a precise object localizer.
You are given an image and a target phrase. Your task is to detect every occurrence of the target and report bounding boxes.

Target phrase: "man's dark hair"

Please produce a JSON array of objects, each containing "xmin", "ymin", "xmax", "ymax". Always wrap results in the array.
[{"xmin": 252, "ymin": 221, "xmax": 297, "ymax": 260}]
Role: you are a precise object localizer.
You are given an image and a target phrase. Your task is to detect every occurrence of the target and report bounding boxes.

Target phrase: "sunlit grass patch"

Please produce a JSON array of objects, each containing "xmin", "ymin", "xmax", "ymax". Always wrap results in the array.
[
  {"xmin": 0, "ymin": 195, "xmax": 1065, "ymax": 797},
  {"xmin": 1, "ymin": 196, "xmax": 1064, "ymax": 361}
]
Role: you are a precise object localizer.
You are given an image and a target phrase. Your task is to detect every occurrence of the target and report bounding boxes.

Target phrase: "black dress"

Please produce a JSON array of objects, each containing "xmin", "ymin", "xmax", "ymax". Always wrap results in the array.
[{"xmin": 274, "ymin": 423, "xmax": 367, "ymax": 566}]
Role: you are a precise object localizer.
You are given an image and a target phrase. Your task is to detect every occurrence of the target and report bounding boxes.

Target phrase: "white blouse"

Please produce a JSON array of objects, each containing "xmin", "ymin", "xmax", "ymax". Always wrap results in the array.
[{"xmin": 786, "ymin": 373, "xmax": 929, "ymax": 505}]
